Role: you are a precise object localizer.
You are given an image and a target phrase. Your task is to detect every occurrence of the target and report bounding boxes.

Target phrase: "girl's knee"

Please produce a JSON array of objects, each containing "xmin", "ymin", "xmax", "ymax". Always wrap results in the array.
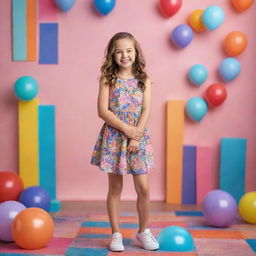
[{"xmin": 109, "ymin": 183, "xmax": 123, "ymax": 196}]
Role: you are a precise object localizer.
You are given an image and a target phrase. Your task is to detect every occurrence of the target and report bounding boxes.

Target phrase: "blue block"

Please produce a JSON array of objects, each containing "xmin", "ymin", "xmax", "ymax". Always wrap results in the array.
[
  {"xmin": 50, "ymin": 199, "xmax": 61, "ymax": 212},
  {"xmin": 65, "ymin": 248, "xmax": 108, "ymax": 256},
  {"xmin": 39, "ymin": 106, "xmax": 57, "ymax": 204},
  {"xmin": 175, "ymin": 211, "xmax": 203, "ymax": 216},
  {"xmin": 220, "ymin": 138, "xmax": 246, "ymax": 203},
  {"xmin": 39, "ymin": 23, "xmax": 58, "ymax": 64},
  {"xmin": 12, "ymin": 0, "xmax": 26, "ymax": 60},
  {"xmin": 246, "ymin": 239, "xmax": 256, "ymax": 252},
  {"xmin": 81, "ymin": 221, "xmax": 111, "ymax": 227},
  {"xmin": 182, "ymin": 145, "xmax": 196, "ymax": 205}
]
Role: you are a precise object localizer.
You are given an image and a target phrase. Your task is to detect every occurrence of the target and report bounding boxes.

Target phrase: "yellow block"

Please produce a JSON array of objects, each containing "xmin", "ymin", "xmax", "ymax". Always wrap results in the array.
[
  {"xmin": 18, "ymin": 99, "xmax": 39, "ymax": 187},
  {"xmin": 166, "ymin": 100, "xmax": 185, "ymax": 203}
]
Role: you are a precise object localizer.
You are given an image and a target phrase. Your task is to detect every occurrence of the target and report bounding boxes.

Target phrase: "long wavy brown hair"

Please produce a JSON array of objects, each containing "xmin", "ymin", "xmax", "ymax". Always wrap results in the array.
[{"xmin": 100, "ymin": 32, "xmax": 148, "ymax": 90}]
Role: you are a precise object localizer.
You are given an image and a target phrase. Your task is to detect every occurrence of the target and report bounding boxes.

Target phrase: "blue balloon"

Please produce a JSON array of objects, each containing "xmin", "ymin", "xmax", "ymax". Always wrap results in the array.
[
  {"xmin": 219, "ymin": 57, "xmax": 241, "ymax": 82},
  {"xmin": 14, "ymin": 76, "xmax": 39, "ymax": 101},
  {"xmin": 158, "ymin": 226, "xmax": 195, "ymax": 252},
  {"xmin": 19, "ymin": 186, "xmax": 50, "ymax": 212},
  {"xmin": 55, "ymin": 0, "xmax": 76, "ymax": 12},
  {"xmin": 94, "ymin": 0, "xmax": 116, "ymax": 15},
  {"xmin": 202, "ymin": 6, "xmax": 224, "ymax": 30},
  {"xmin": 186, "ymin": 97, "xmax": 208, "ymax": 122},
  {"xmin": 171, "ymin": 24, "xmax": 193, "ymax": 48},
  {"xmin": 188, "ymin": 64, "xmax": 208, "ymax": 86}
]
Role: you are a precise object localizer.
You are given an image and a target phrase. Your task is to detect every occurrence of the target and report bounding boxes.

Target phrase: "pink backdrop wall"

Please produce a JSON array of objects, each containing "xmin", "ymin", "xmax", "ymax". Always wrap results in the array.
[{"xmin": 0, "ymin": 0, "xmax": 255, "ymax": 200}]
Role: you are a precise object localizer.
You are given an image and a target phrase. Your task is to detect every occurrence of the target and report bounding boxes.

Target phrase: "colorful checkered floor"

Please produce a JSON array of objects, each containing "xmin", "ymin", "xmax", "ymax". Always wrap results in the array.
[{"xmin": 0, "ymin": 210, "xmax": 256, "ymax": 255}]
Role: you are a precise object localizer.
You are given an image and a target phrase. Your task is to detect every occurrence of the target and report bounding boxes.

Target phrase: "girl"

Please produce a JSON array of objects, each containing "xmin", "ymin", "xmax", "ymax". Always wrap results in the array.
[{"xmin": 91, "ymin": 32, "xmax": 159, "ymax": 252}]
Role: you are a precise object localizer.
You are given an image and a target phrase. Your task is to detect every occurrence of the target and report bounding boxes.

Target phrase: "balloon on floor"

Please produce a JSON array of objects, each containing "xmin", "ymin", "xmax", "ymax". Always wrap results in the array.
[
  {"xmin": 0, "ymin": 201, "xmax": 26, "ymax": 242},
  {"xmin": 219, "ymin": 57, "xmax": 241, "ymax": 82},
  {"xmin": 157, "ymin": 225, "xmax": 195, "ymax": 251},
  {"xmin": 0, "ymin": 171, "xmax": 24, "ymax": 203},
  {"xmin": 188, "ymin": 64, "xmax": 208, "ymax": 86},
  {"xmin": 12, "ymin": 207, "xmax": 54, "ymax": 250},
  {"xmin": 202, "ymin": 190, "xmax": 237, "ymax": 227},
  {"xmin": 19, "ymin": 186, "xmax": 51, "ymax": 212},
  {"xmin": 239, "ymin": 192, "xmax": 256, "ymax": 224}
]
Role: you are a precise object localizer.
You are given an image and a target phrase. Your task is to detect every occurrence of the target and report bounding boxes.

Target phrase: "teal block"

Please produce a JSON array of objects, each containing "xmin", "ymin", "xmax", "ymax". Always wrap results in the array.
[
  {"xmin": 12, "ymin": 0, "xmax": 26, "ymax": 61},
  {"xmin": 50, "ymin": 199, "xmax": 62, "ymax": 212},
  {"xmin": 220, "ymin": 138, "xmax": 246, "ymax": 203},
  {"xmin": 39, "ymin": 106, "xmax": 57, "ymax": 201}
]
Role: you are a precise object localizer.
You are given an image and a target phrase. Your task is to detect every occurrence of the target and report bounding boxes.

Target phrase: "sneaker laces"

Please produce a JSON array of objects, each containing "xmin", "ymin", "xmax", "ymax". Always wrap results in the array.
[
  {"xmin": 111, "ymin": 232, "xmax": 122, "ymax": 243},
  {"xmin": 140, "ymin": 229, "xmax": 158, "ymax": 243}
]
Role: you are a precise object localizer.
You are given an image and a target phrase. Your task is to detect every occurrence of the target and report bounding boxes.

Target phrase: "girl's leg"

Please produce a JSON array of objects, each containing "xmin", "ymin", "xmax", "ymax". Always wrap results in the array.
[
  {"xmin": 107, "ymin": 173, "xmax": 123, "ymax": 234},
  {"xmin": 133, "ymin": 174, "xmax": 150, "ymax": 233}
]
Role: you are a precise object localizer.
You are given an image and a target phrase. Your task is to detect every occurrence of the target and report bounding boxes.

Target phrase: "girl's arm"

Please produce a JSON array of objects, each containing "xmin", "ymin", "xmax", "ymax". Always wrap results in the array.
[
  {"xmin": 97, "ymin": 77, "xmax": 143, "ymax": 141},
  {"xmin": 136, "ymin": 77, "xmax": 152, "ymax": 131}
]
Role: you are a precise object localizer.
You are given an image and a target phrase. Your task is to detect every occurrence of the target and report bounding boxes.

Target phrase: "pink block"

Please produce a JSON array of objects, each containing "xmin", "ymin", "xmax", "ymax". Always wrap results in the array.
[
  {"xmin": 39, "ymin": 0, "xmax": 58, "ymax": 21},
  {"xmin": 196, "ymin": 146, "xmax": 218, "ymax": 205}
]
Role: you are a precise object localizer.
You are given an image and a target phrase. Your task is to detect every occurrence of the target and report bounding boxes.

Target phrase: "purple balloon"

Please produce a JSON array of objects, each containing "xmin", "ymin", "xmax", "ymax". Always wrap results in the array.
[
  {"xmin": 202, "ymin": 190, "xmax": 237, "ymax": 227},
  {"xmin": 0, "ymin": 201, "xmax": 26, "ymax": 241},
  {"xmin": 171, "ymin": 24, "xmax": 193, "ymax": 48}
]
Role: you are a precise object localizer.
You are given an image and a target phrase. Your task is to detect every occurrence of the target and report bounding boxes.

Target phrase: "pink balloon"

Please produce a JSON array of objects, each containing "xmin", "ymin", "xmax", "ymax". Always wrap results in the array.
[{"xmin": 159, "ymin": 0, "xmax": 182, "ymax": 18}]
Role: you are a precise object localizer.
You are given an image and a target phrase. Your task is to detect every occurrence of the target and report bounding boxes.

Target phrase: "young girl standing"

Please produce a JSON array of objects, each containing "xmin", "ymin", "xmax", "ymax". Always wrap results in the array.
[{"xmin": 91, "ymin": 32, "xmax": 159, "ymax": 252}]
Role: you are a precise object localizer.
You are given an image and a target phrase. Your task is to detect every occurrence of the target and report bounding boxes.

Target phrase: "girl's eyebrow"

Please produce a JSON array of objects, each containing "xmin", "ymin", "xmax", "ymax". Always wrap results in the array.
[{"xmin": 115, "ymin": 48, "xmax": 133, "ymax": 51}]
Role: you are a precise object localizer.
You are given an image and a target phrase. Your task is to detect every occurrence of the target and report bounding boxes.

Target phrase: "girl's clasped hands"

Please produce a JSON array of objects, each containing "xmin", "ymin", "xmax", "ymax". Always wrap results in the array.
[{"xmin": 122, "ymin": 124, "xmax": 143, "ymax": 154}]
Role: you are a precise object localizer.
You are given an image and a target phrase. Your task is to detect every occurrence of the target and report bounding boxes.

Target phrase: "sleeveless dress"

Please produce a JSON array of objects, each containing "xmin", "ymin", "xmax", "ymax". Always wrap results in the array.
[{"xmin": 90, "ymin": 78, "xmax": 155, "ymax": 175}]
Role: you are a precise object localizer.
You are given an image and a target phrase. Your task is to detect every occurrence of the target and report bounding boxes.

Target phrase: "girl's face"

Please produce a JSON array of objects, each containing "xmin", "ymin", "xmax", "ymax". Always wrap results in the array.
[{"xmin": 114, "ymin": 38, "xmax": 136, "ymax": 71}]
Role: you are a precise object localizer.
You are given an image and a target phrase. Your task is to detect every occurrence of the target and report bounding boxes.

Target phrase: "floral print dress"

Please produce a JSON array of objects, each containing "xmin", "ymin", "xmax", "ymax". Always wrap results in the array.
[{"xmin": 90, "ymin": 78, "xmax": 155, "ymax": 175}]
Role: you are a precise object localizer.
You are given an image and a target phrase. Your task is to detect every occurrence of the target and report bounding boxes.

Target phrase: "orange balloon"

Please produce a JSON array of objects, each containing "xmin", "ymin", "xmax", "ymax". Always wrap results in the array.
[
  {"xmin": 223, "ymin": 31, "xmax": 247, "ymax": 56},
  {"xmin": 231, "ymin": 0, "xmax": 254, "ymax": 12},
  {"xmin": 188, "ymin": 9, "xmax": 205, "ymax": 32},
  {"xmin": 12, "ymin": 208, "xmax": 54, "ymax": 250}
]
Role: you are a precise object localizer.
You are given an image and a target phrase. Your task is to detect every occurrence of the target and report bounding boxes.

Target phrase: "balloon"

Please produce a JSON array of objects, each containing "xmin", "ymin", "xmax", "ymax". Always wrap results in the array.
[
  {"xmin": 219, "ymin": 57, "xmax": 240, "ymax": 82},
  {"xmin": 171, "ymin": 24, "xmax": 193, "ymax": 48},
  {"xmin": 157, "ymin": 226, "xmax": 195, "ymax": 251},
  {"xmin": 0, "ymin": 201, "xmax": 26, "ymax": 242},
  {"xmin": 188, "ymin": 9, "xmax": 205, "ymax": 32},
  {"xmin": 159, "ymin": 0, "xmax": 182, "ymax": 18},
  {"xmin": 202, "ymin": 6, "xmax": 225, "ymax": 30},
  {"xmin": 238, "ymin": 192, "xmax": 256, "ymax": 224},
  {"xmin": 14, "ymin": 76, "xmax": 39, "ymax": 101},
  {"xmin": 93, "ymin": 0, "xmax": 116, "ymax": 16},
  {"xmin": 186, "ymin": 97, "xmax": 208, "ymax": 122},
  {"xmin": 19, "ymin": 186, "xmax": 50, "ymax": 212},
  {"xmin": 202, "ymin": 190, "xmax": 237, "ymax": 227},
  {"xmin": 204, "ymin": 83, "xmax": 227, "ymax": 107},
  {"xmin": 12, "ymin": 207, "xmax": 54, "ymax": 249},
  {"xmin": 231, "ymin": 0, "xmax": 254, "ymax": 12},
  {"xmin": 54, "ymin": 0, "xmax": 76, "ymax": 12},
  {"xmin": 188, "ymin": 64, "xmax": 208, "ymax": 86},
  {"xmin": 0, "ymin": 171, "xmax": 23, "ymax": 203},
  {"xmin": 223, "ymin": 31, "xmax": 247, "ymax": 56}
]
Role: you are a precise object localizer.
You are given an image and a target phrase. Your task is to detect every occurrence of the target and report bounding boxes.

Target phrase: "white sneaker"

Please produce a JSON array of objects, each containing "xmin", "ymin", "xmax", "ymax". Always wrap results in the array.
[
  {"xmin": 137, "ymin": 228, "xmax": 159, "ymax": 251},
  {"xmin": 109, "ymin": 232, "xmax": 124, "ymax": 252}
]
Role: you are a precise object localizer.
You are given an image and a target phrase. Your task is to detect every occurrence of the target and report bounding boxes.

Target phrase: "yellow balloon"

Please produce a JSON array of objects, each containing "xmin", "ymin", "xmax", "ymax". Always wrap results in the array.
[
  {"xmin": 239, "ymin": 192, "xmax": 256, "ymax": 224},
  {"xmin": 188, "ymin": 9, "xmax": 205, "ymax": 32}
]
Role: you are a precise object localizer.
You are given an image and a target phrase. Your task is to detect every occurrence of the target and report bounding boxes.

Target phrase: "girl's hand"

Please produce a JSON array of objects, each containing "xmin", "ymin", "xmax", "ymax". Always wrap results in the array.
[
  {"xmin": 127, "ymin": 139, "xmax": 140, "ymax": 153},
  {"xmin": 122, "ymin": 125, "xmax": 143, "ymax": 141}
]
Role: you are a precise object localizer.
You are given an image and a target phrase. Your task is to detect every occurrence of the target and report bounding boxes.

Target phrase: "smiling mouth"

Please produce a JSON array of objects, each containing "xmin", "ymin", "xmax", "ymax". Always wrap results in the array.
[{"xmin": 121, "ymin": 59, "xmax": 130, "ymax": 64}]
